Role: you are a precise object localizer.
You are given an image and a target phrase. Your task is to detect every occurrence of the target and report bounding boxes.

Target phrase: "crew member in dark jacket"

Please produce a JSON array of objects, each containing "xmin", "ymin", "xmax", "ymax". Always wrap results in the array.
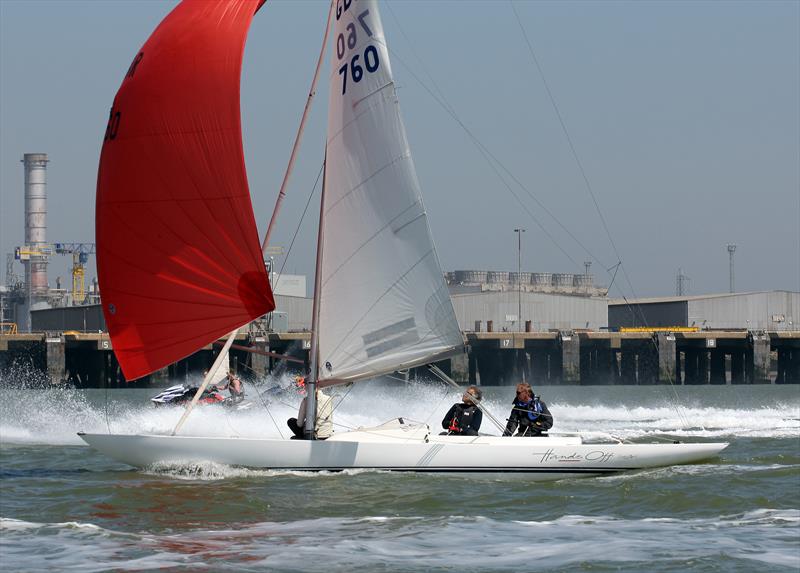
[
  {"xmin": 441, "ymin": 385, "xmax": 483, "ymax": 436},
  {"xmin": 503, "ymin": 382, "xmax": 553, "ymax": 437}
]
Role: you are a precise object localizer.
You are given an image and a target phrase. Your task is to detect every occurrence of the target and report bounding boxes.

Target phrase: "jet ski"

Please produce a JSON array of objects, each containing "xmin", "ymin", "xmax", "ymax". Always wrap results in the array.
[{"xmin": 150, "ymin": 384, "xmax": 253, "ymax": 411}]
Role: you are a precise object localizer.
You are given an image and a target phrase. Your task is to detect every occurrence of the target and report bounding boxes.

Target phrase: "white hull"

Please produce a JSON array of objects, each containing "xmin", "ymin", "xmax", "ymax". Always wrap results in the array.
[{"xmin": 79, "ymin": 420, "xmax": 727, "ymax": 481}]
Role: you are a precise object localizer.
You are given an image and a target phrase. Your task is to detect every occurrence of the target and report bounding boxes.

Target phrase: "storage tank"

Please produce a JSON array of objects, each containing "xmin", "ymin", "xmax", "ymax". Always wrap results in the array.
[
  {"xmin": 531, "ymin": 272, "xmax": 552, "ymax": 286},
  {"xmin": 573, "ymin": 274, "xmax": 593, "ymax": 288},
  {"xmin": 471, "ymin": 270, "xmax": 489, "ymax": 284},
  {"xmin": 552, "ymin": 273, "xmax": 574, "ymax": 287},
  {"xmin": 487, "ymin": 271, "xmax": 510, "ymax": 284},
  {"xmin": 454, "ymin": 270, "xmax": 488, "ymax": 284},
  {"xmin": 510, "ymin": 272, "xmax": 532, "ymax": 284}
]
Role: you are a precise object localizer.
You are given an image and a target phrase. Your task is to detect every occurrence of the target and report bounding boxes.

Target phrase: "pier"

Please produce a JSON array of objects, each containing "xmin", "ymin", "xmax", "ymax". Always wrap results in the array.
[
  {"xmin": 1, "ymin": 329, "xmax": 797, "ymax": 387},
  {"xmin": 462, "ymin": 331, "xmax": 799, "ymax": 386}
]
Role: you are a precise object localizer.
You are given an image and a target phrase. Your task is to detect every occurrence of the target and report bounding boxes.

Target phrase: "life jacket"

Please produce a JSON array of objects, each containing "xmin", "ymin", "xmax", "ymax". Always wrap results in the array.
[{"xmin": 515, "ymin": 397, "xmax": 543, "ymax": 422}]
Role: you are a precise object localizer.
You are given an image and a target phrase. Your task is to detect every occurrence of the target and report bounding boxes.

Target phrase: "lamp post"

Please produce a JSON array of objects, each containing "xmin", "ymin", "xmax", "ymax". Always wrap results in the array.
[{"xmin": 514, "ymin": 228, "xmax": 525, "ymax": 332}]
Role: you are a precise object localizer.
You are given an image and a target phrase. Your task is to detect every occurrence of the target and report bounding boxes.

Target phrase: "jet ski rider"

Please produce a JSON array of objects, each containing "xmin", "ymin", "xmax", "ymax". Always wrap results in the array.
[{"xmin": 218, "ymin": 371, "xmax": 244, "ymax": 404}]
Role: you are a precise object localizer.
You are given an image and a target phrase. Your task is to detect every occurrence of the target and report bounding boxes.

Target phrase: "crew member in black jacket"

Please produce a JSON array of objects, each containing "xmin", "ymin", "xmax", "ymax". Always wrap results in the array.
[
  {"xmin": 441, "ymin": 385, "xmax": 483, "ymax": 436},
  {"xmin": 503, "ymin": 382, "xmax": 553, "ymax": 437}
]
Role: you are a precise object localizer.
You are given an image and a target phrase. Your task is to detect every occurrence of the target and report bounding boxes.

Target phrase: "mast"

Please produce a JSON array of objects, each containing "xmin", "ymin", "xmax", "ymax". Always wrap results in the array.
[
  {"xmin": 304, "ymin": 150, "xmax": 327, "ymax": 439},
  {"xmin": 261, "ymin": 0, "xmax": 333, "ymax": 254}
]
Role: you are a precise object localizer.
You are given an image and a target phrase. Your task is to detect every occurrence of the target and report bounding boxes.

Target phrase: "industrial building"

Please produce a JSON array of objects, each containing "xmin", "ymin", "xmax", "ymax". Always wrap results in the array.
[
  {"xmin": 450, "ymin": 290, "xmax": 607, "ymax": 332},
  {"xmin": 266, "ymin": 289, "xmax": 608, "ymax": 334},
  {"xmin": 609, "ymin": 291, "xmax": 799, "ymax": 331}
]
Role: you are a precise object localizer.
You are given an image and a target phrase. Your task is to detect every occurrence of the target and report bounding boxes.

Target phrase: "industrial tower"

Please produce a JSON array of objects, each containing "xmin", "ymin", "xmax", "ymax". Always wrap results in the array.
[{"xmin": 727, "ymin": 244, "xmax": 736, "ymax": 293}]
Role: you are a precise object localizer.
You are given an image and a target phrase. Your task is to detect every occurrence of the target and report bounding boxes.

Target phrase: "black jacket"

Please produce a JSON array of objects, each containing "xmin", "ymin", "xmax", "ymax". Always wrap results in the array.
[
  {"xmin": 441, "ymin": 403, "xmax": 482, "ymax": 436},
  {"xmin": 503, "ymin": 397, "xmax": 553, "ymax": 436}
]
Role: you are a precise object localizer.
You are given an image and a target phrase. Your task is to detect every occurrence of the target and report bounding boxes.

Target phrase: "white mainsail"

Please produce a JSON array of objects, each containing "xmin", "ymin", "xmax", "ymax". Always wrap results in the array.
[{"xmin": 318, "ymin": 0, "xmax": 463, "ymax": 384}]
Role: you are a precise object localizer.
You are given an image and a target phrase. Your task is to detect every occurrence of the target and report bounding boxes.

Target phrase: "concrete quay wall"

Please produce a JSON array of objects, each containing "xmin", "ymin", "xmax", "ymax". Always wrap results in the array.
[{"xmin": 1, "ymin": 330, "xmax": 798, "ymax": 388}]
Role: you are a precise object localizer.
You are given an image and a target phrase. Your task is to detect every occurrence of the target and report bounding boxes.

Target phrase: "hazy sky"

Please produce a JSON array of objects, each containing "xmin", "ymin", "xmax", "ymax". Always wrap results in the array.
[{"xmin": 1, "ymin": 0, "xmax": 798, "ymax": 298}]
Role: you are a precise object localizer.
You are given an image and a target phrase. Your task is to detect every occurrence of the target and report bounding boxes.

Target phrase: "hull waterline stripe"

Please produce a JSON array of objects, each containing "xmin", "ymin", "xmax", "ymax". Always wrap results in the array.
[{"xmin": 266, "ymin": 467, "xmax": 634, "ymax": 473}]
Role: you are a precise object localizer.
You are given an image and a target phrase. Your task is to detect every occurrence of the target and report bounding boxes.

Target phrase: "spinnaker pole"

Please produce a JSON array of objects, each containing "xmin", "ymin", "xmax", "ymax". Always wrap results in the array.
[{"xmin": 172, "ymin": 330, "xmax": 238, "ymax": 436}]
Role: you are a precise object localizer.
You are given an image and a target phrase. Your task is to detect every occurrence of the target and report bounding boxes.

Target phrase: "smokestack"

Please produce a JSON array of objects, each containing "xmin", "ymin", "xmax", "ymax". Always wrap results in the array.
[{"xmin": 22, "ymin": 153, "xmax": 49, "ymax": 296}]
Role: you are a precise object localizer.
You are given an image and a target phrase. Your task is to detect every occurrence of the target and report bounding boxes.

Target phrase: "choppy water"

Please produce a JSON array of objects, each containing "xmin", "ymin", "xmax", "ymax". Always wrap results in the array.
[{"xmin": 1, "ymin": 377, "xmax": 798, "ymax": 572}]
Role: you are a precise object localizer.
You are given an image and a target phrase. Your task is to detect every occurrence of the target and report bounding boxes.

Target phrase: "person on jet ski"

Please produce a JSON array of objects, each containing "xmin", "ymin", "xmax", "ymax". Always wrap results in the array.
[
  {"xmin": 217, "ymin": 371, "xmax": 244, "ymax": 404},
  {"xmin": 503, "ymin": 382, "xmax": 553, "ymax": 437},
  {"xmin": 441, "ymin": 385, "xmax": 483, "ymax": 436}
]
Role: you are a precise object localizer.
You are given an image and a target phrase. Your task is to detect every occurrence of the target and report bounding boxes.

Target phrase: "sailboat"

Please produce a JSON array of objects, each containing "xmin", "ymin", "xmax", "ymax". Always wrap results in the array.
[{"xmin": 79, "ymin": 0, "xmax": 727, "ymax": 480}]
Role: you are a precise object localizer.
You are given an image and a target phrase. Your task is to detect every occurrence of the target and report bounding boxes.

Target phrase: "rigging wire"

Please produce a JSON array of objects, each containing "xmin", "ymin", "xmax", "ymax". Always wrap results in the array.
[
  {"xmin": 509, "ymin": 1, "xmax": 690, "ymax": 428},
  {"xmin": 509, "ymin": 1, "xmax": 649, "ymax": 314},
  {"xmin": 510, "ymin": 0, "xmax": 620, "ymax": 268},
  {"xmin": 274, "ymin": 162, "xmax": 324, "ymax": 282},
  {"xmin": 261, "ymin": 0, "xmax": 333, "ymax": 253},
  {"xmin": 382, "ymin": 4, "xmax": 587, "ymax": 270},
  {"xmin": 238, "ymin": 360, "xmax": 286, "ymax": 439},
  {"xmin": 385, "ymin": 2, "xmax": 690, "ymax": 429},
  {"xmin": 388, "ymin": 1, "xmax": 635, "ymax": 294},
  {"xmin": 104, "ymin": 376, "xmax": 110, "ymax": 434},
  {"xmin": 428, "ymin": 365, "xmax": 507, "ymax": 434}
]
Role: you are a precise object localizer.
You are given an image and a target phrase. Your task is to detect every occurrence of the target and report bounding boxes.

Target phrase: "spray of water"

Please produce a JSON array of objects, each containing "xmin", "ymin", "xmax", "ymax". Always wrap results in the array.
[{"xmin": 0, "ymin": 372, "xmax": 798, "ymax": 447}]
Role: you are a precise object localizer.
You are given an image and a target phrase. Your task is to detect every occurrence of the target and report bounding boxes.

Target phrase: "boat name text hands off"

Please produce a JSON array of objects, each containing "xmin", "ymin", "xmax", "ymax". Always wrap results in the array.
[{"xmin": 533, "ymin": 449, "xmax": 616, "ymax": 464}]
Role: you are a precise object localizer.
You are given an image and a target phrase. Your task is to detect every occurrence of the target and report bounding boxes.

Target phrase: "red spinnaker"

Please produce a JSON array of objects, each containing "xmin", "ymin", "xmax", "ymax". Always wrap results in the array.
[{"xmin": 96, "ymin": 0, "xmax": 274, "ymax": 381}]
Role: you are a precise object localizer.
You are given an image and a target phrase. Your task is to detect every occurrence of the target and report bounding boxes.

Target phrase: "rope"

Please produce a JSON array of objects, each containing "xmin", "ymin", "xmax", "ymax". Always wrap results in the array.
[
  {"xmin": 238, "ymin": 357, "xmax": 357, "ymax": 439},
  {"xmin": 508, "ymin": 1, "xmax": 692, "ymax": 429},
  {"xmin": 274, "ymin": 162, "xmax": 324, "ymax": 284},
  {"xmin": 238, "ymin": 361, "xmax": 286, "ymax": 439},
  {"xmin": 383, "ymin": 6, "xmax": 693, "ymax": 433}
]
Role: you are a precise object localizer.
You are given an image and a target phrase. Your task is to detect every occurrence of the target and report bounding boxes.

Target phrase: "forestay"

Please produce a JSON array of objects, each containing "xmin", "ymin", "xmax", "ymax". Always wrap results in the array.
[{"xmin": 318, "ymin": 0, "xmax": 463, "ymax": 384}]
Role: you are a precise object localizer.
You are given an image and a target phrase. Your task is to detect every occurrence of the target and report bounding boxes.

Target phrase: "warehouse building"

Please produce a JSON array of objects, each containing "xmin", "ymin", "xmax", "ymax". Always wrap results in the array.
[
  {"xmin": 609, "ymin": 291, "xmax": 798, "ymax": 331},
  {"xmin": 450, "ymin": 290, "xmax": 607, "ymax": 332}
]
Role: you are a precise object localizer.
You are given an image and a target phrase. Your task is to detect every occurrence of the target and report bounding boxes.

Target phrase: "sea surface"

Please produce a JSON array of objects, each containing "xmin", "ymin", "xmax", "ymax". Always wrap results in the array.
[{"xmin": 0, "ymin": 377, "xmax": 798, "ymax": 572}]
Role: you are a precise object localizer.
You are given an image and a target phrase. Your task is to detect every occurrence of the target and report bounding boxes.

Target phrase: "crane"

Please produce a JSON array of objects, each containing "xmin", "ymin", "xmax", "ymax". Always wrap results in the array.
[{"xmin": 54, "ymin": 243, "xmax": 96, "ymax": 304}]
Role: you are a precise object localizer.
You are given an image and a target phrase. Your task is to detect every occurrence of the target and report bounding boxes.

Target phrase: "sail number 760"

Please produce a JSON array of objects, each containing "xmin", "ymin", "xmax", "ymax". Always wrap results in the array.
[{"xmin": 338, "ymin": 45, "xmax": 379, "ymax": 95}]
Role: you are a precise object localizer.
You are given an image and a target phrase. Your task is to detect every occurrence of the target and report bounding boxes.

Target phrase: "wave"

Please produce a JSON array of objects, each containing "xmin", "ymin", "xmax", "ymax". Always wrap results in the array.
[
  {"xmin": 2, "ymin": 509, "xmax": 799, "ymax": 572},
  {"xmin": 140, "ymin": 460, "xmax": 387, "ymax": 481}
]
